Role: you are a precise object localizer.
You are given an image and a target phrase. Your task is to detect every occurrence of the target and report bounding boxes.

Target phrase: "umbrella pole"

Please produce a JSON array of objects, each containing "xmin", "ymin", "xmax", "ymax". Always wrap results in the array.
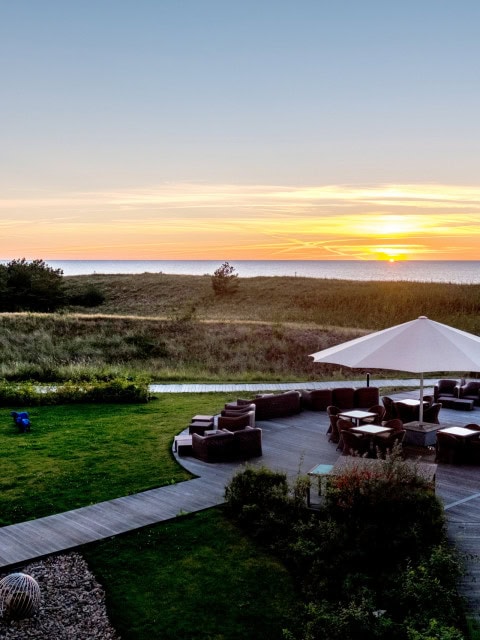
[{"xmin": 419, "ymin": 373, "xmax": 424, "ymax": 424}]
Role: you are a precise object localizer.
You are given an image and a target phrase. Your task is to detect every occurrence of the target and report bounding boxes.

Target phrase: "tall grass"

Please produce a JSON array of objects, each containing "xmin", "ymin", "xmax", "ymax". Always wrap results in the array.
[{"xmin": 0, "ymin": 274, "xmax": 478, "ymax": 382}]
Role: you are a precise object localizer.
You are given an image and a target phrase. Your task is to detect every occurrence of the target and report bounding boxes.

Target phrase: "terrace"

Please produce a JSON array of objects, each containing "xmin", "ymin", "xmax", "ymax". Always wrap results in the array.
[{"xmin": 0, "ymin": 385, "xmax": 480, "ymax": 616}]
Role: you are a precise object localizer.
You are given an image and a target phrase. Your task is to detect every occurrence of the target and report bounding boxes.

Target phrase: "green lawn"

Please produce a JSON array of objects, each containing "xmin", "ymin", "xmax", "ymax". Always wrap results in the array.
[
  {"xmin": 83, "ymin": 508, "xmax": 298, "ymax": 640},
  {"xmin": 0, "ymin": 393, "xmax": 234, "ymax": 525}
]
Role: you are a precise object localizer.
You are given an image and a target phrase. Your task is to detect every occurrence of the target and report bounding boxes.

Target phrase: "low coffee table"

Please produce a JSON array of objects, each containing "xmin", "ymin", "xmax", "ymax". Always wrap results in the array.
[{"xmin": 174, "ymin": 435, "xmax": 193, "ymax": 456}]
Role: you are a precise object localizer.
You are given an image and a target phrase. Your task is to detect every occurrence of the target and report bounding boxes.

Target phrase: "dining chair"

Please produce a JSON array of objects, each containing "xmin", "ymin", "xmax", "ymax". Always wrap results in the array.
[
  {"xmin": 340, "ymin": 429, "xmax": 370, "ymax": 457},
  {"xmin": 422, "ymin": 402, "xmax": 442, "ymax": 424},
  {"xmin": 336, "ymin": 418, "xmax": 356, "ymax": 451},
  {"xmin": 381, "ymin": 396, "xmax": 397, "ymax": 421},
  {"xmin": 374, "ymin": 429, "xmax": 406, "ymax": 459},
  {"xmin": 360, "ymin": 404, "xmax": 386, "ymax": 425},
  {"xmin": 435, "ymin": 432, "xmax": 463, "ymax": 464}
]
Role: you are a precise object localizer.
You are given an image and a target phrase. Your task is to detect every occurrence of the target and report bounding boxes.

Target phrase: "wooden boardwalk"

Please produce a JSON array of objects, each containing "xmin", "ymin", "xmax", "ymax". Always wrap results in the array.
[{"xmin": 1, "ymin": 383, "xmax": 480, "ymax": 614}]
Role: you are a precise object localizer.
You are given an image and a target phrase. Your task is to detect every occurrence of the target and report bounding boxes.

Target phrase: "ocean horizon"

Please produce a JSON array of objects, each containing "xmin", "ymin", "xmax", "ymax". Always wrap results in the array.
[{"xmin": 9, "ymin": 259, "xmax": 477, "ymax": 284}]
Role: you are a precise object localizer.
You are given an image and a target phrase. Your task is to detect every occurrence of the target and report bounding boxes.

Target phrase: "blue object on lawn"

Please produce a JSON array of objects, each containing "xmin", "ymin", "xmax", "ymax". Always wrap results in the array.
[{"xmin": 11, "ymin": 411, "xmax": 31, "ymax": 432}]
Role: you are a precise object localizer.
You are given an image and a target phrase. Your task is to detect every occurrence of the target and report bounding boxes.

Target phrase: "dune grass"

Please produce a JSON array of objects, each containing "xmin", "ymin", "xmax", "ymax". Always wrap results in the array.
[{"xmin": 0, "ymin": 393, "xmax": 234, "ymax": 526}]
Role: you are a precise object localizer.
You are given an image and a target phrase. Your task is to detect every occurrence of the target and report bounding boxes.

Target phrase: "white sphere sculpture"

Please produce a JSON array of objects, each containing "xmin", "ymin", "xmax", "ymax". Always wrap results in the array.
[{"xmin": 0, "ymin": 572, "xmax": 41, "ymax": 619}]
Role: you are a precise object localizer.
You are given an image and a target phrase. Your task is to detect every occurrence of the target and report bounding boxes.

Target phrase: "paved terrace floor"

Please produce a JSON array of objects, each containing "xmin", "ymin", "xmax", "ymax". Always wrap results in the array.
[{"xmin": 1, "ymin": 381, "xmax": 480, "ymax": 615}]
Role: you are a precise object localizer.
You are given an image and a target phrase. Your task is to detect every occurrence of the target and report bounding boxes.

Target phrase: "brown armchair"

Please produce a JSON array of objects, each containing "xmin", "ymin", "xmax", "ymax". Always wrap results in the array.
[
  {"xmin": 192, "ymin": 430, "xmax": 235, "ymax": 463},
  {"xmin": 434, "ymin": 379, "xmax": 460, "ymax": 402},
  {"xmin": 217, "ymin": 411, "xmax": 255, "ymax": 431},
  {"xmin": 458, "ymin": 381, "xmax": 480, "ymax": 406}
]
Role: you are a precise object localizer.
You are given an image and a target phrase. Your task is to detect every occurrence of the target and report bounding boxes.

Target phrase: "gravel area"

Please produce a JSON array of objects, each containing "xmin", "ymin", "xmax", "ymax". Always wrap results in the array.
[{"xmin": 0, "ymin": 553, "xmax": 120, "ymax": 639}]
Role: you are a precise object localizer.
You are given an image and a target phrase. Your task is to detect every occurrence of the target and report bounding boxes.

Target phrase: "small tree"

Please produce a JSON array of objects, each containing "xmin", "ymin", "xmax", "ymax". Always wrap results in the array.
[
  {"xmin": 0, "ymin": 258, "xmax": 65, "ymax": 312},
  {"xmin": 211, "ymin": 261, "xmax": 239, "ymax": 296}
]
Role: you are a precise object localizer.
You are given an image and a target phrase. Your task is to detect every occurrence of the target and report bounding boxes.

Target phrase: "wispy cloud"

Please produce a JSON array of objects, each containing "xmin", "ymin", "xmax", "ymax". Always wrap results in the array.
[{"xmin": 1, "ymin": 182, "xmax": 479, "ymax": 259}]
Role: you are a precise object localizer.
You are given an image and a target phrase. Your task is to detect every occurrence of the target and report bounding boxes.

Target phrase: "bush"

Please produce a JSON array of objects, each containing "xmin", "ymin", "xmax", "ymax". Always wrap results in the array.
[
  {"xmin": 211, "ymin": 261, "xmax": 239, "ymax": 296},
  {"xmin": 0, "ymin": 258, "xmax": 64, "ymax": 312},
  {"xmin": 224, "ymin": 465, "xmax": 291, "ymax": 542},
  {"xmin": 67, "ymin": 284, "xmax": 105, "ymax": 307},
  {"xmin": 225, "ymin": 458, "xmax": 467, "ymax": 640},
  {"xmin": 0, "ymin": 377, "xmax": 150, "ymax": 405}
]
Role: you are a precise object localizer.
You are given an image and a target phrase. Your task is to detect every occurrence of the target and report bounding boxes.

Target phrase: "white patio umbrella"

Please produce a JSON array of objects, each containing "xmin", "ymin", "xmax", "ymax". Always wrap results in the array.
[{"xmin": 310, "ymin": 316, "xmax": 480, "ymax": 423}]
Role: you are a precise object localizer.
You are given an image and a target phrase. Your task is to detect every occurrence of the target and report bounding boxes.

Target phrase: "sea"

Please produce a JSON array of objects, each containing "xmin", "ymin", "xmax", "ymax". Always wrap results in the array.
[
  {"xmin": 30, "ymin": 260, "xmax": 480, "ymax": 284},
  {"xmin": 1, "ymin": 260, "xmax": 478, "ymax": 284}
]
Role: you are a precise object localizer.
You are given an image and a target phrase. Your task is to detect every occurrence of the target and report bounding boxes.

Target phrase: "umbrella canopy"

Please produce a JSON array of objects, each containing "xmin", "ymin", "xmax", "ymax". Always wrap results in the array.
[{"xmin": 310, "ymin": 316, "xmax": 480, "ymax": 423}]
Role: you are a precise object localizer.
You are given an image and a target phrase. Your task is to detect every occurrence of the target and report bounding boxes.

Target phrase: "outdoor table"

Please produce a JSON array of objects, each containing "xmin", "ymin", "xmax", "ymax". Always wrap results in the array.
[
  {"xmin": 395, "ymin": 399, "xmax": 425, "ymax": 407},
  {"xmin": 338, "ymin": 410, "xmax": 377, "ymax": 426},
  {"xmin": 437, "ymin": 426, "xmax": 479, "ymax": 439},
  {"xmin": 306, "ymin": 463, "xmax": 334, "ymax": 507},
  {"xmin": 351, "ymin": 424, "xmax": 392, "ymax": 453}
]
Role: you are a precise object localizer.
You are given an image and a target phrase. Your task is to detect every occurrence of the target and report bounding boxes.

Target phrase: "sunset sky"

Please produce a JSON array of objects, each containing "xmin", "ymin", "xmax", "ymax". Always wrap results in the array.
[{"xmin": 2, "ymin": 1, "xmax": 480, "ymax": 261}]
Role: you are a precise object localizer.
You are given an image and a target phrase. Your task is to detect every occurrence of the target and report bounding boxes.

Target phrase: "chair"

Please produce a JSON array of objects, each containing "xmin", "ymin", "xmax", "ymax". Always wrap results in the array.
[
  {"xmin": 374, "ymin": 429, "xmax": 406, "ymax": 458},
  {"xmin": 336, "ymin": 418, "xmax": 356, "ymax": 451},
  {"xmin": 326, "ymin": 405, "xmax": 341, "ymax": 442},
  {"xmin": 301, "ymin": 388, "xmax": 333, "ymax": 411},
  {"xmin": 458, "ymin": 381, "xmax": 480, "ymax": 406},
  {"xmin": 353, "ymin": 386, "xmax": 380, "ymax": 409},
  {"xmin": 340, "ymin": 429, "xmax": 370, "ymax": 457},
  {"xmin": 394, "ymin": 401, "xmax": 418, "ymax": 424},
  {"xmin": 381, "ymin": 396, "xmax": 397, "ymax": 421},
  {"xmin": 435, "ymin": 431, "xmax": 463, "ymax": 464},
  {"xmin": 360, "ymin": 404, "xmax": 386, "ymax": 425},
  {"xmin": 332, "ymin": 387, "xmax": 355, "ymax": 410},
  {"xmin": 422, "ymin": 402, "xmax": 442, "ymax": 424},
  {"xmin": 434, "ymin": 379, "xmax": 459, "ymax": 402},
  {"xmin": 464, "ymin": 423, "xmax": 480, "ymax": 431},
  {"xmin": 223, "ymin": 402, "xmax": 256, "ymax": 414},
  {"xmin": 217, "ymin": 411, "xmax": 255, "ymax": 431},
  {"xmin": 382, "ymin": 418, "xmax": 404, "ymax": 432}
]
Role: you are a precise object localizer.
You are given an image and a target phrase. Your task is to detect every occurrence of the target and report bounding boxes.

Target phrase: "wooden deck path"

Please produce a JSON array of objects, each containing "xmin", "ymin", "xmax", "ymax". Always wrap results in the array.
[{"xmin": 1, "ymin": 383, "xmax": 480, "ymax": 615}]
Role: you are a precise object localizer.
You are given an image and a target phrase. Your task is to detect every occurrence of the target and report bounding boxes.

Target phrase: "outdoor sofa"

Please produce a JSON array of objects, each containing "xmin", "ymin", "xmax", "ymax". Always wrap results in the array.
[
  {"xmin": 191, "ymin": 426, "xmax": 262, "ymax": 463},
  {"xmin": 301, "ymin": 386, "xmax": 380, "ymax": 411},
  {"xmin": 235, "ymin": 390, "xmax": 302, "ymax": 420}
]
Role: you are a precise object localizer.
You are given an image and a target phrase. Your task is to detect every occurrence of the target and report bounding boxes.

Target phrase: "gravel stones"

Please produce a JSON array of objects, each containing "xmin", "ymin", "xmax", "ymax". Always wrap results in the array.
[{"xmin": 0, "ymin": 553, "xmax": 120, "ymax": 639}]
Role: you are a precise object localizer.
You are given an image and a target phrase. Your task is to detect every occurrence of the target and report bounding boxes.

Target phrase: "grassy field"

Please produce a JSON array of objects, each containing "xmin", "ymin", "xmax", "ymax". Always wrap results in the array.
[
  {"xmin": 0, "ymin": 272, "xmax": 479, "ymax": 382},
  {"xmin": 0, "ymin": 393, "xmax": 235, "ymax": 526}
]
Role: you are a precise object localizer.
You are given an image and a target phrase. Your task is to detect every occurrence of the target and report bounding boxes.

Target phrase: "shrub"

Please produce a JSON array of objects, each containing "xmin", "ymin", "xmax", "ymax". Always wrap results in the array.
[
  {"xmin": 0, "ymin": 258, "xmax": 64, "ymax": 312},
  {"xmin": 224, "ymin": 465, "xmax": 291, "ymax": 542},
  {"xmin": 211, "ymin": 261, "xmax": 239, "ymax": 296},
  {"xmin": 67, "ymin": 284, "xmax": 105, "ymax": 307},
  {"xmin": 0, "ymin": 377, "xmax": 150, "ymax": 405}
]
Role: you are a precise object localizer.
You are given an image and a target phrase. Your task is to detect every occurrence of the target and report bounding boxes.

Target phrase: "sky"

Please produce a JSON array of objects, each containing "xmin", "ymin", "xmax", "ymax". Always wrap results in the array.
[{"xmin": 2, "ymin": 1, "xmax": 480, "ymax": 261}]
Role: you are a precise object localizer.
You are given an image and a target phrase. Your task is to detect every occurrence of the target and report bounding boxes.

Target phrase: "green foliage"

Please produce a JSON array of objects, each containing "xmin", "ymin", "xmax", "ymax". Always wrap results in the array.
[
  {"xmin": 225, "ymin": 465, "xmax": 292, "ymax": 543},
  {"xmin": 225, "ymin": 458, "xmax": 467, "ymax": 640},
  {"xmin": 66, "ymin": 283, "xmax": 105, "ymax": 307},
  {"xmin": 407, "ymin": 619, "xmax": 465, "ymax": 640},
  {"xmin": 0, "ymin": 258, "xmax": 64, "ymax": 312},
  {"xmin": 211, "ymin": 261, "xmax": 239, "ymax": 296},
  {"xmin": 0, "ymin": 377, "xmax": 150, "ymax": 405}
]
